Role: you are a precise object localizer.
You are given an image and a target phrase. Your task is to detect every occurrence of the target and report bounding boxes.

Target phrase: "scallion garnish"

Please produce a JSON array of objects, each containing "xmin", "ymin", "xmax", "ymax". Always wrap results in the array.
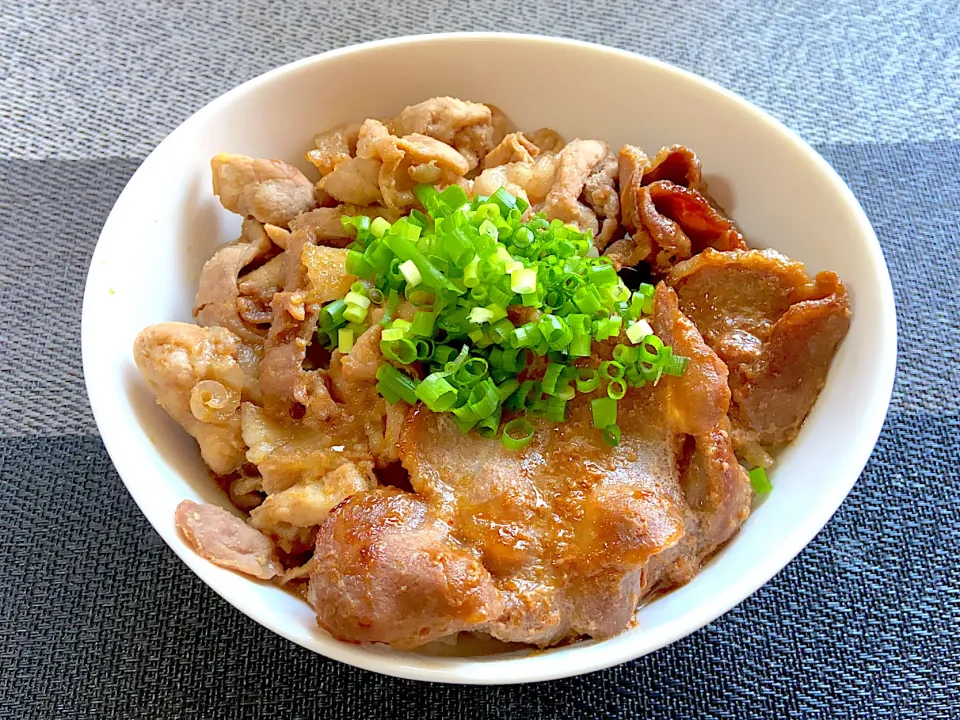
[
  {"xmin": 749, "ymin": 466, "xmax": 772, "ymax": 494},
  {"xmin": 321, "ymin": 185, "xmax": 689, "ymax": 448}
]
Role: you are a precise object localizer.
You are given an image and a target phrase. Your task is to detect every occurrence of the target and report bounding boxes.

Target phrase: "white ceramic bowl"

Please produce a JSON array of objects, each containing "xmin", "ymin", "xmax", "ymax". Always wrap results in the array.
[{"xmin": 82, "ymin": 33, "xmax": 896, "ymax": 684}]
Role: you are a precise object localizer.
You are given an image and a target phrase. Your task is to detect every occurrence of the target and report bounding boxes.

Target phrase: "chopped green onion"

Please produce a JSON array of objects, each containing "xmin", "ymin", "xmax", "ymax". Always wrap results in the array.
[
  {"xmin": 511, "ymin": 266, "xmax": 538, "ymax": 294},
  {"xmin": 344, "ymin": 291, "xmax": 370, "ymax": 309},
  {"xmin": 320, "ymin": 299, "xmax": 347, "ymax": 330},
  {"xmin": 542, "ymin": 363, "xmax": 566, "ymax": 396},
  {"xmin": 370, "ymin": 216, "xmax": 391, "ymax": 238},
  {"xmin": 476, "ymin": 406, "xmax": 503, "ymax": 438},
  {"xmin": 343, "ymin": 303, "xmax": 368, "ymax": 323},
  {"xmin": 573, "ymin": 284, "xmax": 603, "ymax": 315},
  {"xmin": 381, "ymin": 338, "xmax": 417, "ymax": 365},
  {"xmin": 546, "ymin": 397, "xmax": 567, "ymax": 422},
  {"xmin": 613, "ymin": 344, "xmax": 639, "ymax": 365},
  {"xmin": 399, "ymin": 259, "xmax": 423, "ymax": 287},
  {"xmin": 416, "ymin": 373, "xmax": 458, "ymax": 412},
  {"xmin": 602, "ymin": 424, "xmax": 622, "ymax": 447},
  {"xmin": 376, "ymin": 364, "xmax": 418, "ymax": 405},
  {"xmin": 501, "ymin": 418, "xmax": 535, "ymax": 450},
  {"xmin": 626, "ymin": 319, "xmax": 654, "ymax": 344},
  {"xmin": 607, "ymin": 379, "xmax": 627, "ymax": 400},
  {"xmin": 638, "ymin": 335, "xmax": 665, "ymax": 363},
  {"xmin": 576, "ymin": 368, "xmax": 601, "ymax": 393},
  {"xmin": 594, "ymin": 316, "xmax": 622, "ymax": 341},
  {"xmin": 587, "ymin": 264, "xmax": 618, "ymax": 288},
  {"xmin": 411, "ymin": 310, "xmax": 436, "ymax": 337},
  {"xmin": 749, "ymin": 466, "xmax": 772, "ymax": 494},
  {"xmin": 414, "ymin": 338, "xmax": 434, "ymax": 361},
  {"xmin": 600, "ymin": 360, "xmax": 625, "ymax": 380},
  {"xmin": 591, "ymin": 396, "xmax": 617, "ymax": 428},
  {"xmin": 338, "ymin": 328, "xmax": 354, "ymax": 353}
]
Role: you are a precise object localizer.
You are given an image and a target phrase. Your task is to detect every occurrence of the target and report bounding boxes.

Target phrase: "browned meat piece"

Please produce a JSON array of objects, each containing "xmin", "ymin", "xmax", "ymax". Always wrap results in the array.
[
  {"xmin": 287, "ymin": 205, "xmax": 400, "ymax": 253},
  {"xmin": 326, "ymin": 349, "xmax": 407, "ymax": 468},
  {"xmin": 469, "ymin": 152, "xmax": 560, "ymax": 206},
  {"xmin": 378, "ymin": 133, "xmax": 471, "ymax": 210},
  {"xmin": 317, "ymin": 156, "xmax": 383, "ymax": 206},
  {"xmin": 134, "ymin": 323, "xmax": 246, "ymax": 475},
  {"xmin": 618, "ymin": 144, "xmax": 649, "ymax": 231},
  {"xmin": 388, "ymin": 97, "xmax": 494, "ymax": 170},
  {"xmin": 603, "ymin": 236, "xmax": 648, "ymax": 270},
  {"xmin": 583, "ymin": 151, "xmax": 620, "ymax": 249},
  {"xmin": 652, "ymin": 283, "xmax": 730, "ymax": 436},
  {"xmin": 642, "ymin": 145, "xmax": 704, "ymax": 191},
  {"xmin": 175, "ymin": 500, "xmax": 282, "ymax": 579},
  {"xmin": 310, "ymin": 487, "xmax": 503, "ymax": 648},
  {"xmin": 487, "ymin": 104, "xmax": 514, "ymax": 147},
  {"xmin": 483, "ymin": 132, "xmax": 539, "ymax": 168},
  {"xmin": 389, "ymin": 97, "xmax": 491, "ymax": 145},
  {"xmin": 257, "ymin": 291, "xmax": 335, "ymax": 423},
  {"xmin": 263, "ymin": 223, "xmax": 291, "ymax": 249},
  {"xmin": 236, "ymin": 254, "xmax": 284, "ymax": 326},
  {"xmin": 300, "ymin": 244, "xmax": 355, "ymax": 304},
  {"xmin": 241, "ymin": 403, "xmax": 373, "ymax": 495},
  {"xmin": 310, "ymin": 285, "xmax": 751, "ymax": 647},
  {"xmin": 306, "ymin": 122, "xmax": 361, "ymax": 176},
  {"xmin": 526, "ymin": 128, "xmax": 565, "ymax": 154},
  {"xmin": 194, "ymin": 217, "xmax": 272, "ymax": 345},
  {"xmin": 541, "ymin": 139, "xmax": 609, "ymax": 236},
  {"xmin": 668, "ymin": 249, "xmax": 851, "ymax": 456},
  {"xmin": 339, "ymin": 324, "xmax": 383, "ymax": 383},
  {"xmin": 211, "ymin": 154, "xmax": 317, "ymax": 227},
  {"xmin": 250, "ymin": 461, "xmax": 376, "ymax": 539},
  {"xmin": 636, "ymin": 181, "xmax": 747, "ymax": 274}
]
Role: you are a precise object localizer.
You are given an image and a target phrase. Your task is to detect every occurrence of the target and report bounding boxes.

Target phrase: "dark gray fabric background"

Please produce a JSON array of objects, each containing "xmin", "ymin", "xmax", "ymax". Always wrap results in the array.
[{"xmin": 2, "ymin": 1, "xmax": 959, "ymax": 718}]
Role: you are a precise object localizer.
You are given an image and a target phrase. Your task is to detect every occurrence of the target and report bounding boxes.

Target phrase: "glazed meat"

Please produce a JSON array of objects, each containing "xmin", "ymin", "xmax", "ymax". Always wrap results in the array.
[
  {"xmin": 194, "ymin": 217, "xmax": 272, "ymax": 344},
  {"xmin": 134, "ymin": 322, "xmax": 246, "ymax": 475},
  {"xmin": 136, "ymin": 96, "xmax": 850, "ymax": 652},
  {"xmin": 309, "ymin": 285, "xmax": 751, "ymax": 647},
  {"xmin": 668, "ymin": 249, "xmax": 851, "ymax": 461},
  {"xmin": 311, "ymin": 487, "xmax": 503, "ymax": 647},
  {"xmin": 211, "ymin": 153, "xmax": 318, "ymax": 227}
]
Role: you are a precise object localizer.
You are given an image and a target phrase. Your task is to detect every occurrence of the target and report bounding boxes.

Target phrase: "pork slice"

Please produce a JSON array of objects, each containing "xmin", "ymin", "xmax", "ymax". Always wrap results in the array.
[
  {"xmin": 211, "ymin": 154, "xmax": 317, "ymax": 227},
  {"xmin": 250, "ymin": 461, "xmax": 375, "ymax": 533},
  {"xmin": 241, "ymin": 402, "xmax": 372, "ymax": 495},
  {"xmin": 526, "ymin": 128, "xmax": 565, "ymax": 154},
  {"xmin": 633, "ymin": 180, "xmax": 747, "ymax": 274},
  {"xmin": 287, "ymin": 205, "xmax": 401, "ymax": 255},
  {"xmin": 257, "ymin": 292, "xmax": 335, "ymax": 423},
  {"xmin": 175, "ymin": 500, "xmax": 282, "ymax": 580},
  {"xmin": 310, "ymin": 487, "xmax": 503, "ymax": 648},
  {"xmin": 307, "ymin": 122, "xmax": 361, "ymax": 176},
  {"xmin": 583, "ymin": 151, "xmax": 620, "ymax": 249},
  {"xmin": 388, "ymin": 97, "xmax": 494, "ymax": 170},
  {"xmin": 540, "ymin": 139, "xmax": 608, "ymax": 236},
  {"xmin": 317, "ymin": 156, "xmax": 383, "ymax": 206},
  {"xmin": 483, "ymin": 132, "xmax": 539, "ymax": 168},
  {"xmin": 618, "ymin": 144, "xmax": 650, "ymax": 232},
  {"xmin": 194, "ymin": 217, "xmax": 272, "ymax": 346},
  {"xmin": 642, "ymin": 145, "xmax": 704, "ymax": 191},
  {"xmin": 669, "ymin": 249, "xmax": 851, "ymax": 455},
  {"xmin": 134, "ymin": 322, "xmax": 246, "ymax": 475}
]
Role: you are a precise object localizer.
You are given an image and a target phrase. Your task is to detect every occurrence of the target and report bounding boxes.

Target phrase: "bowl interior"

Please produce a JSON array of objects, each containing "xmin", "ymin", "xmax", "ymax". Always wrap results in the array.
[{"xmin": 82, "ymin": 34, "xmax": 895, "ymax": 684}]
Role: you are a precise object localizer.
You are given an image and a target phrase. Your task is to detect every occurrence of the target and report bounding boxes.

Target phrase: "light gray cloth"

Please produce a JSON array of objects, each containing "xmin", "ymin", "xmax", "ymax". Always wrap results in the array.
[{"xmin": 1, "ymin": 1, "xmax": 958, "ymax": 718}]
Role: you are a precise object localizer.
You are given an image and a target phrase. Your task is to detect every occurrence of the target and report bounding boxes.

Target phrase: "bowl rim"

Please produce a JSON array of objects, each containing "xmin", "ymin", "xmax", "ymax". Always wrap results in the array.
[{"xmin": 82, "ymin": 31, "xmax": 897, "ymax": 684}]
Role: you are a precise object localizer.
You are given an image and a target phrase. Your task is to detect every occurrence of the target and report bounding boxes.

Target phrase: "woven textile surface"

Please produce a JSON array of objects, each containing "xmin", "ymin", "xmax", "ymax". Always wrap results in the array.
[{"xmin": 2, "ymin": 1, "xmax": 958, "ymax": 717}]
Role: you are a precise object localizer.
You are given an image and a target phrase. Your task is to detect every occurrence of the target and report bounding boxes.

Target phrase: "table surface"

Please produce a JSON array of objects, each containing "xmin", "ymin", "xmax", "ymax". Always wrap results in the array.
[{"xmin": 2, "ymin": 1, "xmax": 959, "ymax": 717}]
